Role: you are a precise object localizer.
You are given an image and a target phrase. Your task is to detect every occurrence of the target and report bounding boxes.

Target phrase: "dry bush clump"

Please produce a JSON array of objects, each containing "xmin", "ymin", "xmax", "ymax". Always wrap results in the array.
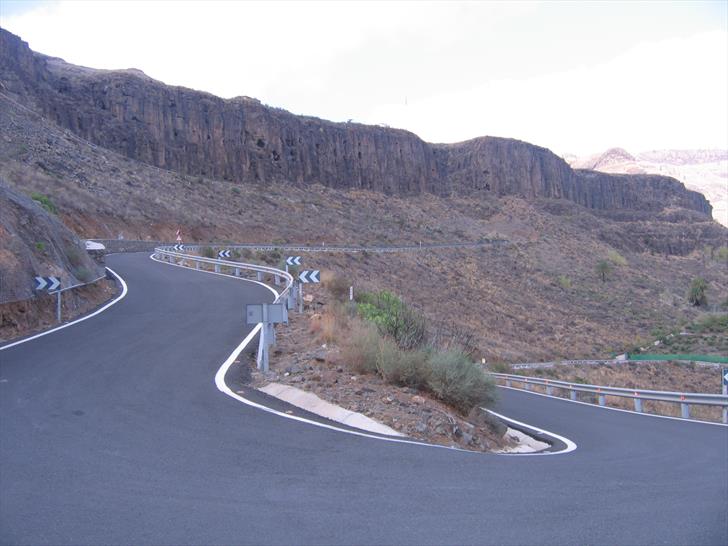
[{"xmin": 322, "ymin": 271, "xmax": 351, "ymax": 302}]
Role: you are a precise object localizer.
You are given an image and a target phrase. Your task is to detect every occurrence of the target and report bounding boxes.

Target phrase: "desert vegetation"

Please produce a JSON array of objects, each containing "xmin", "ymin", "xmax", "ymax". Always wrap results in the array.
[{"xmin": 311, "ymin": 278, "xmax": 497, "ymax": 415}]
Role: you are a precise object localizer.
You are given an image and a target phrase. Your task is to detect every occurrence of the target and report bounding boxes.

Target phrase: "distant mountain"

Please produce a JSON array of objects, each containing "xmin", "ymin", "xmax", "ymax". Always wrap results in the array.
[{"xmin": 569, "ymin": 148, "xmax": 727, "ymax": 227}]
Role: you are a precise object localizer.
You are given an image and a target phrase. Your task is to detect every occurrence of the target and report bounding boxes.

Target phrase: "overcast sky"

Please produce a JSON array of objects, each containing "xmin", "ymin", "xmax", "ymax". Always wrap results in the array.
[{"xmin": 1, "ymin": 0, "xmax": 726, "ymax": 155}]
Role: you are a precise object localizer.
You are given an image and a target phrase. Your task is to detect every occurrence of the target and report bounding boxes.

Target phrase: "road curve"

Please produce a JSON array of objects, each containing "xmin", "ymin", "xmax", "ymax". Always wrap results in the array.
[{"xmin": 1, "ymin": 253, "xmax": 726, "ymax": 545}]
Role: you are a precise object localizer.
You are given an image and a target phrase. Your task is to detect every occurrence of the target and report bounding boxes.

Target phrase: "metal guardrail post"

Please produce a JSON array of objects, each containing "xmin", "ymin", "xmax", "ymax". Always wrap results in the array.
[
  {"xmin": 489, "ymin": 371, "xmax": 728, "ymax": 422},
  {"xmin": 56, "ymin": 290, "xmax": 62, "ymax": 323},
  {"xmin": 195, "ymin": 261, "xmax": 200, "ymax": 270},
  {"xmin": 257, "ymin": 272, "xmax": 263, "ymax": 282},
  {"xmin": 214, "ymin": 264, "xmax": 221, "ymax": 273}
]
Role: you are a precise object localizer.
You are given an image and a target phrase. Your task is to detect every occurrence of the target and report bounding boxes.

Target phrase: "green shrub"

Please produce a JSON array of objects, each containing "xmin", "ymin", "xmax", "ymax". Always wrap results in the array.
[
  {"xmin": 65, "ymin": 245, "xmax": 85, "ymax": 268},
  {"xmin": 426, "ymin": 351, "xmax": 497, "ymax": 413},
  {"xmin": 596, "ymin": 259, "xmax": 613, "ymax": 283},
  {"xmin": 35, "ymin": 241, "xmax": 45, "ymax": 252},
  {"xmin": 607, "ymin": 249, "xmax": 628, "ymax": 267},
  {"xmin": 376, "ymin": 340, "xmax": 430, "ymax": 390},
  {"xmin": 690, "ymin": 314, "xmax": 728, "ymax": 334},
  {"xmin": 557, "ymin": 275, "xmax": 572, "ymax": 289},
  {"xmin": 74, "ymin": 267, "xmax": 93, "ymax": 282},
  {"xmin": 31, "ymin": 192, "xmax": 57, "ymax": 214},
  {"xmin": 200, "ymin": 246, "xmax": 215, "ymax": 258},
  {"xmin": 356, "ymin": 290, "xmax": 427, "ymax": 350},
  {"xmin": 687, "ymin": 277, "xmax": 708, "ymax": 307}
]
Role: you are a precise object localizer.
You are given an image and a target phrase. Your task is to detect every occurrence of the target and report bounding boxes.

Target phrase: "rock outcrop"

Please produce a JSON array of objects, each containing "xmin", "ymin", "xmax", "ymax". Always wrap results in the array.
[
  {"xmin": 0, "ymin": 28, "xmax": 713, "ymax": 219},
  {"xmin": 0, "ymin": 180, "xmax": 102, "ymax": 303}
]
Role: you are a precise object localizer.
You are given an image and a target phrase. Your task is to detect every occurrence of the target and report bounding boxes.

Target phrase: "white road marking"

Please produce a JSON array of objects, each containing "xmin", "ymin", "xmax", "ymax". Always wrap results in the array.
[
  {"xmin": 153, "ymin": 252, "xmax": 581, "ymax": 455},
  {"xmin": 484, "ymin": 408, "xmax": 578, "ymax": 455},
  {"xmin": 0, "ymin": 268, "xmax": 128, "ymax": 351},
  {"xmin": 497, "ymin": 385, "xmax": 728, "ymax": 427}
]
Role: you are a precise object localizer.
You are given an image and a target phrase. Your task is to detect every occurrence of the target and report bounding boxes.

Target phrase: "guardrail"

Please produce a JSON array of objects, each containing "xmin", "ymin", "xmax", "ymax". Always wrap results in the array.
[
  {"xmin": 94, "ymin": 238, "xmax": 510, "ymax": 254},
  {"xmin": 153, "ymin": 246, "xmax": 294, "ymax": 372},
  {"xmin": 490, "ymin": 372, "xmax": 728, "ymax": 424}
]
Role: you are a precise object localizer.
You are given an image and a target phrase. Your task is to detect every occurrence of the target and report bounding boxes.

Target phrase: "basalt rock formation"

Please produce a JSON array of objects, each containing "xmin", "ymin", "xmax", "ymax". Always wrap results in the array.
[{"xmin": 0, "ymin": 28, "xmax": 713, "ymax": 219}]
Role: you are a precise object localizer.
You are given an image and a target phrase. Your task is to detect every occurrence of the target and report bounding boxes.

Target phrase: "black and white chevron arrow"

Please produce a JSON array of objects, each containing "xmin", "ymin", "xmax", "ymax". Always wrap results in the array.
[
  {"xmin": 218, "ymin": 250, "xmax": 231, "ymax": 258},
  {"xmin": 286, "ymin": 256, "xmax": 302, "ymax": 266},
  {"xmin": 298, "ymin": 270, "xmax": 320, "ymax": 283},
  {"xmin": 173, "ymin": 244, "xmax": 184, "ymax": 251},
  {"xmin": 34, "ymin": 276, "xmax": 61, "ymax": 291}
]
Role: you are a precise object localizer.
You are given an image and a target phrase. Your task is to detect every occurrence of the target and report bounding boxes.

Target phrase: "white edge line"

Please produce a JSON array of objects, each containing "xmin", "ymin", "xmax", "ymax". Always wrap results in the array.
[
  {"xmin": 483, "ymin": 408, "xmax": 578, "ymax": 456},
  {"xmin": 150, "ymin": 255, "xmax": 578, "ymax": 456},
  {"xmin": 152, "ymin": 252, "xmax": 579, "ymax": 455},
  {"xmin": 497, "ymin": 385, "xmax": 728, "ymax": 427},
  {"xmin": 0, "ymin": 268, "xmax": 128, "ymax": 351}
]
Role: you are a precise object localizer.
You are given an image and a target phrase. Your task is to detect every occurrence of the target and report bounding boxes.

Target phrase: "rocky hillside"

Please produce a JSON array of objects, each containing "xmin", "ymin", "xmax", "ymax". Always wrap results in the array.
[
  {"xmin": 0, "ymin": 180, "xmax": 103, "ymax": 304},
  {"xmin": 0, "ymin": 28, "xmax": 712, "ymax": 219},
  {"xmin": 0, "ymin": 180, "xmax": 116, "ymax": 341},
  {"xmin": 570, "ymin": 147, "xmax": 728, "ymax": 227}
]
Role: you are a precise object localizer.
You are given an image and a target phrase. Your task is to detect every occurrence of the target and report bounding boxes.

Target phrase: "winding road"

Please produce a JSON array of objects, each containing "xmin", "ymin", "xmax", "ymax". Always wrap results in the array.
[{"xmin": 1, "ymin": 253, "xmax": 726, "ymax": 545}]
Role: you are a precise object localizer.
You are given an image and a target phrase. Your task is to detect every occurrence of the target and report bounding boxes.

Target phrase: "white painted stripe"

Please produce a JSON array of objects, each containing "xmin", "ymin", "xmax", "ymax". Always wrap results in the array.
[
  {"xmin": 0, "ymin": 268, "xmax": 128, "ymax": 351},
  {"xmin": 483, "ymin": 408, "xmax": 578, "ymax": 455},
  {"xmin": 497, "ymin": 385, "xmax": 728, "ymax": 427},
  {"xmin": 153, "ymin": 253, "xmax": 580, "ymax": 455}
]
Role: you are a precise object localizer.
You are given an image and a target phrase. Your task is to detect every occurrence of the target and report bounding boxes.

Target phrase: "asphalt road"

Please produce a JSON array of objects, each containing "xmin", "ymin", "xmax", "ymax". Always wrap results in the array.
[{"xmin": 1, "ymin": 253, "xmax": 726, "ymax": 545}]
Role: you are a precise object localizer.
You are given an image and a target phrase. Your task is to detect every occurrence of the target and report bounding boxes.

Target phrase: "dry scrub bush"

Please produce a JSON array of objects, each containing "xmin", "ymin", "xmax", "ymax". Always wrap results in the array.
[
  {"xmin": 376, "ymin": 341, "xmax": 430, "ymax": 390},
  {"xmin": 309, "ymin": 312, "xmax": 341, "ymax": 344},
  {"xmin": 322, "ymin": 271, "xmax": 351, "ymax": 302},
  {"xmin": 427, "ymin": 351, "xmax": 497, "ymax": 413},
  {"xmin": 341, "ymin": 322, "xmax": 380, "ymax": 374}
]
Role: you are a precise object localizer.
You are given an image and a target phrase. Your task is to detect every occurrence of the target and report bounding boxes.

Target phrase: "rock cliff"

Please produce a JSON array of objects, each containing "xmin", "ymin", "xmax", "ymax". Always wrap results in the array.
[
  {"xmin": 0, "ymin": 29, "xmax": 713, "ymax": 218},
  {"xmin": 0, "ymin": 180, "xmax": 102, "ymax": 304}
]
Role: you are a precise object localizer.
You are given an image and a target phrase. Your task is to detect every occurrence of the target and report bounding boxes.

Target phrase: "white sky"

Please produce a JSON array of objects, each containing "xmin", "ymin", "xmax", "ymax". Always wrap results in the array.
[{"xmin": 1, "ymin": 0, "xmax": 726, "ymax": 156}]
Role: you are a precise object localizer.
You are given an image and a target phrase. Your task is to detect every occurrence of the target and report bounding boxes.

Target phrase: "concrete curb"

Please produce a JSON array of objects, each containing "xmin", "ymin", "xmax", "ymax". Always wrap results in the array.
[{"xmin": 259, "ymin": 383, "xmax": 406, "ymax": 437}]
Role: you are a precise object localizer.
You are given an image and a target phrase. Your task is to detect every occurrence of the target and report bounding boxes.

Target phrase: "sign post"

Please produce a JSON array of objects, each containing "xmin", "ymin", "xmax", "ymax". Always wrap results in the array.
[
  {"xmin": 246, "ymin": 303, "xmax": 287, "ymax": 372},
  {"xmin": 285, "ymin": 256, "xmax": 301, "ymax": 274},
  {"xmin": 722, "ymin": 367, "xmax": 728, "ymax": 424},
  {"xmin": 35, "ymin": 276, "xmax": 62, "ymax": 323},
  {"xmin": 297, "ymin": 270, "xmax": 320, "ymax": 313}
]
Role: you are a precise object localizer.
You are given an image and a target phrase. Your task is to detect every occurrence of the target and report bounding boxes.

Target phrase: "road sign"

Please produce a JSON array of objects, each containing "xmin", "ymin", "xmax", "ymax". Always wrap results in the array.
[
  {"xmin": 34, "ymin": 276, "xmax": 61, "ymax": 291},
  {"xmin": 722, "ymin": 368, "xmax": 728, "ymax": 387},
  {"xmin": 286, "ymin": 256, "xmax": 302, "ymax": 266},
  {"xmin": 173, "ymin": 244, "xmax": 184, "ymax": 251},
  {"xmin": 298, "ymin": 270, "xmax": 320, "ymax": 283},
  {"xmin": 218, "ymin": 250, "xmax": 231, "ymax": 259},
  {"xmin": 246, "ymin": 303, "xmax": 287, "ymax": 325}
]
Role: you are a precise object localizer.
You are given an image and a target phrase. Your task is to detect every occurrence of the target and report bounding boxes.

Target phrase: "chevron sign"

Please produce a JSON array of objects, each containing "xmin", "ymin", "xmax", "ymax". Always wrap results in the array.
[
  {"xmin": 286, "ymin": 256, "xmax": 302, "ymax": 266},
  {"xmin": 218, "ymin": 250, "xmax": 231, "ymax": 258},
  {"xmin": 173, "ymin": 244, "xmax": 184, "ymax": 251},
  {"xmin": 34, "ymin": 276, "xmax": 61, "ymax": 291},
  {"xmin": 299, "ymin": 270, "xmax": 320, "ymax": 283}
]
